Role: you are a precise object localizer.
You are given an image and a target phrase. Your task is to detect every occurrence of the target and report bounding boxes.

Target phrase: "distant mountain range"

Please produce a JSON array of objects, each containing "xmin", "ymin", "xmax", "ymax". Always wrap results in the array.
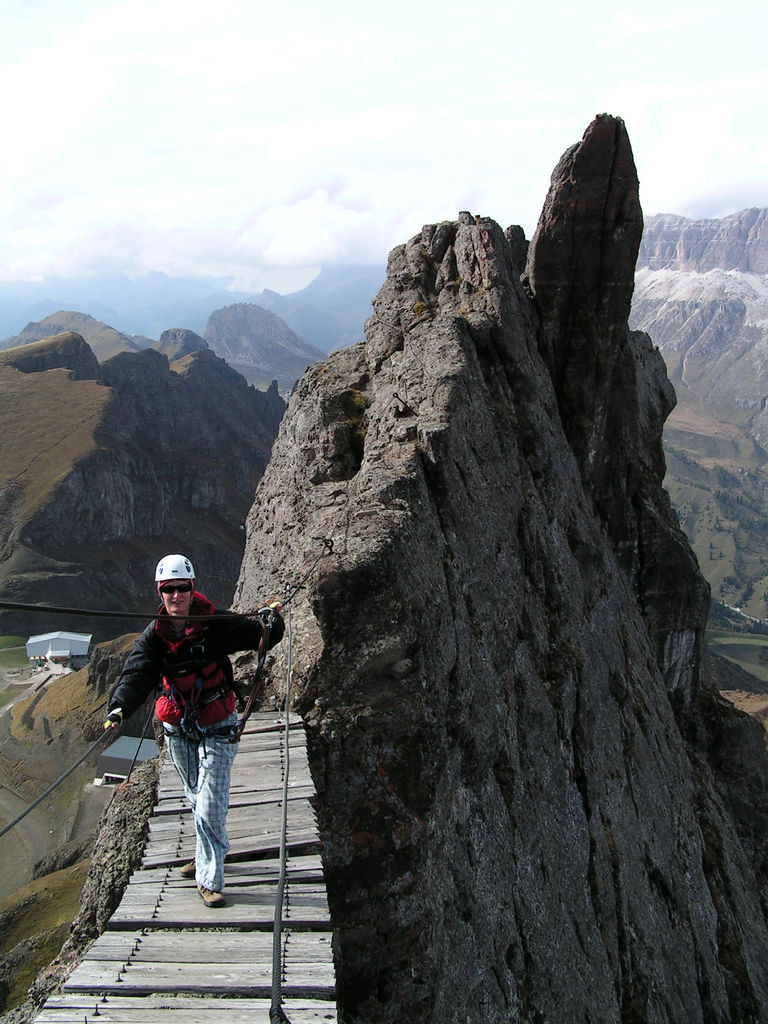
[
  {"xmin": 630, "ymin": 207, "xmax": 768, "ymax": 623},
  {"xmin": 0, "ymin": 264, "xmax": 386, "ymax": 355},
  {"xmin": 2, "ymin": 305, "xmax": 326, "ymax": 392}
]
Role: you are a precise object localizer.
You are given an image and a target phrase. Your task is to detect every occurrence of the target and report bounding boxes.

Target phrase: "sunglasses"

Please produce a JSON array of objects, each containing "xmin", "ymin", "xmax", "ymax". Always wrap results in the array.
[{"xmin": 159, "ymin": 581, "xmax": 193, "ymax": 595}]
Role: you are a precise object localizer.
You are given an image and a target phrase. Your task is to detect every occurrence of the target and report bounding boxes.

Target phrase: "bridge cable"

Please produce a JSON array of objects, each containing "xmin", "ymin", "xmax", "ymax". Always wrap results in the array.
[
  {"xmin": 270, "ymin": 583, "xmax": 293, "ymax": 1024},
  {"xmin": 0, "ymin": 599, "xmax": 276, "ymax": 622}
]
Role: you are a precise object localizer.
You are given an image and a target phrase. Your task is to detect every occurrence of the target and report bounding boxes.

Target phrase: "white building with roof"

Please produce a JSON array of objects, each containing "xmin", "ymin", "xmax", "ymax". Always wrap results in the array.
[{"xmin": 26, "ymin": 631, "xmax": 92, "ymax": 669}]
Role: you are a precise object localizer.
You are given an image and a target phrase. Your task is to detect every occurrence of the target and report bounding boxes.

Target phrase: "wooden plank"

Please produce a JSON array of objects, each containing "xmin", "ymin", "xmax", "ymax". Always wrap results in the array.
[
  {"xmin": 35, "ymin": 994, "xmax": 337, "ymax": 1022},
  {"xmin": 64, "ymin": 961, "xmax": 334, "ymax": 998},
  {"xmin": 154, "ymin": 784, "xmax": 316, "ymax": 815},
  {"xmin": 140, "ymin": 829, "xmax": 320, "ymax": 869},
  {"xmin": 153, "ymin": 795, "xmax": 317, "ymax": 820},
  {"xmin": 150, "ymin": 795, "xmax": 311, "ymax": 817},
  {"xmin": 128, "ymin": 854, "xmax": 326, "ymax": 887},
  {"xmin": 110, "ymin": 880, "xmax": 330, "ymax": 907},
  {"xmin": 145, "ymin": 802, "xmax": 318, "ymax": 831},
  {"xmin": 77, "ymin": 929, "xmax": 333, "ymax": 964},
  {"xmin": 143, "ymin": 823, "xmax": 318, "ymax": 848},
  {"xmin": 107, "ymin": 882, "xmax": 331, "ymax": 930},
  {"xmin": 156, "ymin": 771, "xmax": 315, "ymax": 796},
  {"xmin": 141, "ymin": 835, "xmax": 322, "ymax": 860},
  {"xmin": 146, "ymin": 797, "xmax": 318, "ymax": 833}
]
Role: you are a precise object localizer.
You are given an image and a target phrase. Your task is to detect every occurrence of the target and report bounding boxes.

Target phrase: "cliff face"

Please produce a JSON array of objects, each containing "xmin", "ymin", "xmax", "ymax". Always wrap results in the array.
[
  {"xmin": 638, "ymin": 208, "xmax": 768, "ymax": 274},
  {"xmin": 235, "ymin": 116, "xmax": 768, "ymax": 1023},
  {"xmin": 0, "ymin": 331, "xmax": 101, "ymax": 379},
  {"xmin": 152, "ymin": 327, "xmax": 209, "ymax": 360},
  {"xmin": 632, "ymin": 210, "xmax": 768, "ymax": 430},
  {"xmin": 523, "ymin": 118, "xmax": 709, "ymax": 707}
]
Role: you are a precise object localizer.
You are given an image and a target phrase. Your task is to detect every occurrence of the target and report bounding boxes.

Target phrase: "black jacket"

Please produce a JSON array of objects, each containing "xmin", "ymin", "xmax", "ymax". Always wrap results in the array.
[{"xmin": 109, "ymin": 595, "xmax": 284, "ymax": 723}]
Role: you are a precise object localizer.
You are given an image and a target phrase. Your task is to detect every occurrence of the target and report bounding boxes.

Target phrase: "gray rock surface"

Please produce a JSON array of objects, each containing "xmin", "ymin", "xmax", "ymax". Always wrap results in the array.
[
  {"xmin": 631, "ymin": 210, "xmax": 768, "ymax": 442},
  {"xmin": 153, "ymin": 326, "xmax": 210, "ymax": 359},
  {"xmin": 235, "ymin": 117, "xmax": 768, "ymax": 1022},
  {"xmin": 0, "ymin": 331, "xmax": 101, "ymax": 379},
  {"xmin": 204, "ymin": 301, "xmax": 326, "ymax": 390},
  {"xmin": 630, "ymin": 206, "xmax": 768, "ymax": 620}
]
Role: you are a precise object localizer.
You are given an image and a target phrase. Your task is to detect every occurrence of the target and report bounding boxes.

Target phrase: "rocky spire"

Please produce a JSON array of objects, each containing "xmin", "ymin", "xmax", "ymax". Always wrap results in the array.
[
  {"xmin": 235, "ymin": 116, "xmax": 768, "ymax": 1023},
  {"xmin": 524, "ymin": 115, "xmax": 710, "ymax": 706}
]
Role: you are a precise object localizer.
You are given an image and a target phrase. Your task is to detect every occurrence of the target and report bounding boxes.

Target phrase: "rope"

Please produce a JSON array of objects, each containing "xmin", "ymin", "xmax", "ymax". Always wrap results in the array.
[
  {"xmin": 284, "ymin": 538, "xmax": 334, "ymax": 603},
  {"xmin": 0, "ymin": 731, "xmax": 110, "ymax": 840},
  {"xmin": 0, "ymin": 599, "xmax": 269, "ymax": 621},
  {"xmin": 270, "ymin": 585, "xmax": 293, "ymax": 1024}
]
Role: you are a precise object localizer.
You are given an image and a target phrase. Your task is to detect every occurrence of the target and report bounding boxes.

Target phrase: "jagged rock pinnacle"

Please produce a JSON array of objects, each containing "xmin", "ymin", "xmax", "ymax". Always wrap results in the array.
[{"xmin": 235, "ymin": 116, "xmax": 768, "ymax": 1023}]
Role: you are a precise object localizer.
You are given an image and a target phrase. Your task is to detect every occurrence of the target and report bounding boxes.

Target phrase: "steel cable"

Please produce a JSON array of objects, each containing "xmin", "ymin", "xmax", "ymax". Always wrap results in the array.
[{"xmin": 270, "ymin": 584, "xmax": 293, "ymax": 1024}]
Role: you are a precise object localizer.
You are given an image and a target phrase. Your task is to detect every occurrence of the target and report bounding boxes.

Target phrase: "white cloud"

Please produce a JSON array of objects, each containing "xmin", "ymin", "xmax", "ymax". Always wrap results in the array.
[{"xmin": 1, "ymin": 0, "xmax": 767, "ymax": 287}]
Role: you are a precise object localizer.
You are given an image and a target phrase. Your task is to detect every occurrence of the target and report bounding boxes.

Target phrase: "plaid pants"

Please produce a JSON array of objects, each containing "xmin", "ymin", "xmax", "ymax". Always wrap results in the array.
[{"xmin": 164, "ymin": 713, "xmax": 238, "ymax": 891}]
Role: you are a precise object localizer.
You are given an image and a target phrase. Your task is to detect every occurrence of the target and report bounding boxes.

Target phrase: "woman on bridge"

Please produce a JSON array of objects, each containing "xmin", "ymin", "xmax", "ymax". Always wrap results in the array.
[{"xmin": 104, "ymin": 553, "xmax": 283, "ymax": 908}]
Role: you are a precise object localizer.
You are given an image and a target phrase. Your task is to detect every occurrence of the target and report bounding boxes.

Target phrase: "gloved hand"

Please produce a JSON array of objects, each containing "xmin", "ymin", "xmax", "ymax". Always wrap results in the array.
[
  {"xmin": 257, "ymin": 600, "xmax": 282, "ymax": 622},
  {"xmin": 103, "ymin": 708, "xmax": 123, "ymax": 731}
]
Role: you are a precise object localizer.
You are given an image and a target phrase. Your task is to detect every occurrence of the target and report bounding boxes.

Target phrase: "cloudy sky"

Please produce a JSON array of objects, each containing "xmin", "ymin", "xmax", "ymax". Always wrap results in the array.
[{"xmin": 2, "ymin": 0, "xmax": 766, "ymax": 293}]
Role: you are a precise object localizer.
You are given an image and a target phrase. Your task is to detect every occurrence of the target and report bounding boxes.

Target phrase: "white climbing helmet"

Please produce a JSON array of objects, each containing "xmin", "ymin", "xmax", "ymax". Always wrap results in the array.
[{"xmin": 155, "ymin": 554, "xmax": 195, "ymax": 582}]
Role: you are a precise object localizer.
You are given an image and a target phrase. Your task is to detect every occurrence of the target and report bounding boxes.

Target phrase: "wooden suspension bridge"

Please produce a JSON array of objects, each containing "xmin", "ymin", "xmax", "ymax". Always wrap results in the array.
[{"xmin": 32, "ymin": 712, "xmax": 337, "ymax": 1023}]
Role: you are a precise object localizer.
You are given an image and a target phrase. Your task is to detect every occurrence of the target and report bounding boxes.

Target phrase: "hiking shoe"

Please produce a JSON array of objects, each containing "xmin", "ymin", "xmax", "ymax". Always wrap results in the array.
[
  {"xmin": 179, "ymin": 860, "xmax": 196, "ymax": 878},
  {"xmin": 198, "ymin": 884, "xmax": 226, "ymax": 908}
]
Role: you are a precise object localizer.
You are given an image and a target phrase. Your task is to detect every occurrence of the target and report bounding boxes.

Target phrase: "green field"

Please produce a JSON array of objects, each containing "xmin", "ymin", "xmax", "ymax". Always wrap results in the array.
[
  {"xmin": 707, "ymin": 628, "xmax": 768, "ymax": 684},
  {"xmin": 0, "ymin": 636, "xmax": 28, "ymax": 669}
]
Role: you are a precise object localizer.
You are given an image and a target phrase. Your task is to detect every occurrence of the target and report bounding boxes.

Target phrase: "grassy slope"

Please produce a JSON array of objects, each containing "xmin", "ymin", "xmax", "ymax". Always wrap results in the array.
[
  {"xmin": 6, "ymin": 661, "xmax": 102, "ymax": 745},
  {"xmin": 0, "ymin": 364, "xmax": 111, "ymax": 527},
  {"xmin": 0, "ymin": 860, "xmax": 90, "ymax": 1013},
  {"xmin": 708, "ymin": 629, "xmax": 768, "ymax": 684},
  {"xmin": 0, "ymin": 655, "xmax": 119, "ymax": 876},
  {"xmin": 0, "ymin": 636, "xmax": 29, "ymax": 711},
  {"xmin": 0, "ymin": 637, "xmax": 27, "ymax": 667}
]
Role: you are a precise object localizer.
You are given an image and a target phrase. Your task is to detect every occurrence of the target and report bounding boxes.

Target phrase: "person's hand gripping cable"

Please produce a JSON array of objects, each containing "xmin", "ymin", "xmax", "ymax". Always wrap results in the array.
[{"xmin": 103, "ymin": 707, "xmax": 123, "ymax": 731}]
